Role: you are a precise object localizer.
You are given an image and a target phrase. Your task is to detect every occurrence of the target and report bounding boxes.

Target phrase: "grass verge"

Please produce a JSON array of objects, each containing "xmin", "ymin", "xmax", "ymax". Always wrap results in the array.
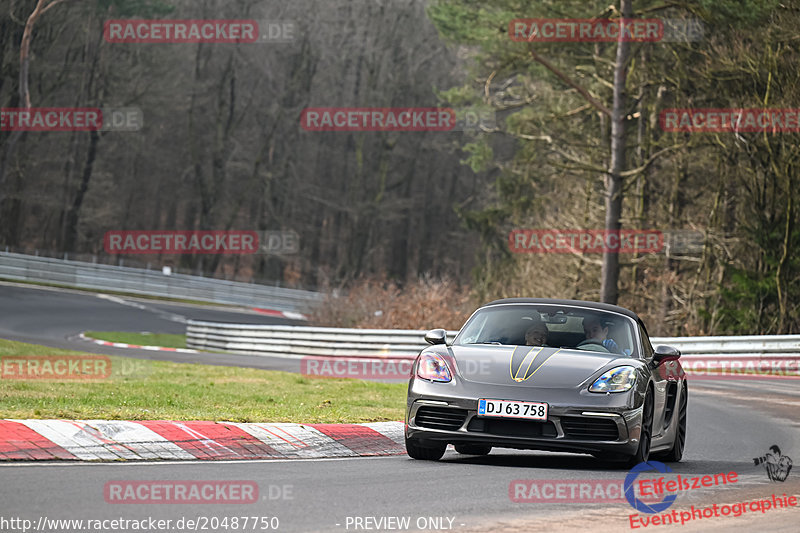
[{"xmin": 0, "ymin": 339, "xmax": 405, "ymax": 422}]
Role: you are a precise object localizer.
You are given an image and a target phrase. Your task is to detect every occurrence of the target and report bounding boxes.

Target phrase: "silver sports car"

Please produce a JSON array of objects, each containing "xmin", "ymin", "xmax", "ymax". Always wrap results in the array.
[{"xmin": 405, "ymin": 298, "xmax": 687, "ymax": 466}]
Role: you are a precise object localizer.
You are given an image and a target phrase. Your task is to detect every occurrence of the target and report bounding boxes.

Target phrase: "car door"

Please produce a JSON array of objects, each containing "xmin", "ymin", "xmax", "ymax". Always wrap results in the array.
[{"xmin": 639, "ymin": 321, "xmax": 669, "ymax": 438}]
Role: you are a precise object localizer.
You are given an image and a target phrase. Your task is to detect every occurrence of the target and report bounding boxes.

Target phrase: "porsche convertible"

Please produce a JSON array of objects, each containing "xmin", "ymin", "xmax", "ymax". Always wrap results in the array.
[{"xmin": 405, "ymin": 298, "xmax": 687, "ymax": 466}]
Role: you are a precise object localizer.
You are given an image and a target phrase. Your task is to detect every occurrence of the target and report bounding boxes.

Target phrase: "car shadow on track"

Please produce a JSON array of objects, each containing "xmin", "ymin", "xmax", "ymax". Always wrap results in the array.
[
  {"xmin": 441, "ymin": 452, "xmax": 751, "ymax": 475},
  {"xmin": 441, "ymin": 451, "xmax": 626, "ymax": 471}
]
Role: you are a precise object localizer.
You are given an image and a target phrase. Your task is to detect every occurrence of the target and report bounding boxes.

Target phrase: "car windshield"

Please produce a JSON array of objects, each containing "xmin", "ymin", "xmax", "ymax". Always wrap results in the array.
[{"xmin": 454, "ymin": 304, "xmax": 637, "ymax": 357}]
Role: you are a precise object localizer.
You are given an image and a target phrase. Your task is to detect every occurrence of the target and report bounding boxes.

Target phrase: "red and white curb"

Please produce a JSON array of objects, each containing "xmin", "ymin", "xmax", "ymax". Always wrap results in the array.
[
  {"xmin": 0, "ymin": 420, "xmax": 404, "ymax": 461},
  {"xmin": 252, "ymin": 308, "xmax": 307, "ymax": 321},
  {"xmin": 79, "ymin": 333, "xmax": 199, "ymax": 354}
]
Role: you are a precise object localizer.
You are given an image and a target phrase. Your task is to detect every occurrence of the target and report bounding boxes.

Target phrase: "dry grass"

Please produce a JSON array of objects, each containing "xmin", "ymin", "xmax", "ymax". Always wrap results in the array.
[{"xmin": 309, "ymin": 276, "xmax": 475, "ymax": 331}]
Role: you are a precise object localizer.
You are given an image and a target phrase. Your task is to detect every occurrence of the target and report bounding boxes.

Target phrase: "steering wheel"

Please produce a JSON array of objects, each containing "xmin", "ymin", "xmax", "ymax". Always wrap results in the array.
[{"xmin": 576, "ymin": 339, "xmax": 610, "ymax": 353}]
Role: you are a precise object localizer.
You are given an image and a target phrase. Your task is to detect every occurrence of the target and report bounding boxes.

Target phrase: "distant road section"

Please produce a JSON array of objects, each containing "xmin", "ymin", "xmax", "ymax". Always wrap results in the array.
[{"xmin": 0, "ymin": 282, "xmax": 304, "ymax": 372}]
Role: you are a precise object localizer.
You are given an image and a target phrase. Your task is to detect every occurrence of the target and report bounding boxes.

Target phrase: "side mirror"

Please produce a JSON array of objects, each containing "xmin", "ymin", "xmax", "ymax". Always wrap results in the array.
[
  {"xmin": 653, "ymin": 345, "xmax": 681, "ymax": 364},
  {"xmin": 424, "ymin": 328, "xmax": 447, "ymax": 345}
]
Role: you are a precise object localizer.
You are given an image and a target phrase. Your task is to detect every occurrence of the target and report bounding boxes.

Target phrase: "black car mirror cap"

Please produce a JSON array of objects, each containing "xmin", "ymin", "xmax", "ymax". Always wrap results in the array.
[
  {"xmin": 424, "ymin": 329, "xmax": 447, "ymax": 346},
  {"xmin": 653, "ymin": 344, "xmax": 681, "ymax": 364}
]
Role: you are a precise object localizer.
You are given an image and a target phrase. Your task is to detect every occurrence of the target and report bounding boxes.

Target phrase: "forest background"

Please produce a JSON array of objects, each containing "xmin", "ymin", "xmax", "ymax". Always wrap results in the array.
[{"xmin": 1, "ymin": 0, "xmax": 797, "ymax": 336}]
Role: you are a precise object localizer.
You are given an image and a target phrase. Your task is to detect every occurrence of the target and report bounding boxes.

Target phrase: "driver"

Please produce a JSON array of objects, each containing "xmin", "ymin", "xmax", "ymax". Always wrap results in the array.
[{"xmin": 582, "ymin": 316, "xmax": 621, "ymax": 353}]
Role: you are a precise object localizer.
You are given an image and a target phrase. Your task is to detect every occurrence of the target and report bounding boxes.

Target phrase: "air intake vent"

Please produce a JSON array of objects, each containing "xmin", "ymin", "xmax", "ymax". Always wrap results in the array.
[
  {"xmin": 467, "ymin": 418, "xmax": 557, "ymax": 438},
  {"xmin": 561, "ymin": 416, "xmax": 619, "ymax": 441},
  {"xmin": 663, "ymin": 382, "xmax": 678, "ymax": 429},
  {"xmin": 414, "ymin": 406, "xmax": 468, "ymax": 431}
]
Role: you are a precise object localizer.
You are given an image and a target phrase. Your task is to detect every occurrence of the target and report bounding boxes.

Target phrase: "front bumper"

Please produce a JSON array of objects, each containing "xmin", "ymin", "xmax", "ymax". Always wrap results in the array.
[{"xmin": 406, "ymin": 378, "xmax": 644, "ymax": 456}]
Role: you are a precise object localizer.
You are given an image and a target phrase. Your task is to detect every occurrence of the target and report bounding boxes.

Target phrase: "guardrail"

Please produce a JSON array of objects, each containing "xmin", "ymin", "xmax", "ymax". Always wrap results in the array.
[
  {"xmin": 186, "ymin": 321, "xmax": 800, "ymax": 360},
  {"xmin": 649, "ymin": 335, "xmax": 800, "ymax": 360},
  {"xmin": 0, "ymin": 251, "xmax": 322, "ymax": 312},
  {"xmin": 186, "ymin": 322, "xmax": 458, "ymax": 358}
]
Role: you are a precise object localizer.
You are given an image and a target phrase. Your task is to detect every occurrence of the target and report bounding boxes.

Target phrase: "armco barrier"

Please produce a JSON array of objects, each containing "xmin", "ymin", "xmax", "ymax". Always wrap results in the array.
[
  {"xmin": 186, "ymin": 322, "xmax": 458, "ymax": 358},
  {"xmin": 185, "ymin": 321, "xmax": 800, "ymax": 361},
  {"xmin": 650, "ymin": 335, "xmax": 800, "ymax": 359},
  {"xmin": 0, "ymin": 251, "xmax": 321, "ymax": 312}
]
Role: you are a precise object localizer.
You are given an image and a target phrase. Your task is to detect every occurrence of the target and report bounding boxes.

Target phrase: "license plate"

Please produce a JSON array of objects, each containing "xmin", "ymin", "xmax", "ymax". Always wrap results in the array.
[{"xmin": 478, "ymin": 399, "xmax": 548, "ymax": 420}]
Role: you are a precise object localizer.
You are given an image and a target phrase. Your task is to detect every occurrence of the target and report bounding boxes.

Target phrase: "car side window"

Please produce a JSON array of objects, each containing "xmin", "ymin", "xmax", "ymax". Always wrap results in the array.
[{"xmin": 638, "ymin": 322, "xmax": 654, "ymax": 358}]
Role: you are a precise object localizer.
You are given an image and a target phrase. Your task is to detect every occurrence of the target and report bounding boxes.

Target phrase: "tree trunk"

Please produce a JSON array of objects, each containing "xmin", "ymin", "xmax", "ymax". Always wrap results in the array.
[
  {"xmin": 63, "ymin": 129, "xmax": 99, "ymax": 252},
  {"xmin": 0, "ymin": 0, "xmax": 70, "ymax": 205},
  {"xmin": 600, "ymin": 0, "xmax": 632, "ymax": 304}
]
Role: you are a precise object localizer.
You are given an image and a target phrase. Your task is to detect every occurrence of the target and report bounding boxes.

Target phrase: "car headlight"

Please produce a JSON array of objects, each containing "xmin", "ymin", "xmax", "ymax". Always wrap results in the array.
[
  {"xmin": 589, "ymin": 366, "xmax": 636, "ymax": 393},
  {"xmin": 416, "ymin": 353, "xmax": 452, "ymax": 382}
]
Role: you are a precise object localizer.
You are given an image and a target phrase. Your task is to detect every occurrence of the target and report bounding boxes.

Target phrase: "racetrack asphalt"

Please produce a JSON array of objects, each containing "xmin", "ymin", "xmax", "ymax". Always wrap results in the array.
[
  {"xmin": 0, "ymin": 282, "xmax": 306, "ymax": 372},
  {"xmin": 1, "ymin": 386, "xmax": 798, "ymax": 532}
]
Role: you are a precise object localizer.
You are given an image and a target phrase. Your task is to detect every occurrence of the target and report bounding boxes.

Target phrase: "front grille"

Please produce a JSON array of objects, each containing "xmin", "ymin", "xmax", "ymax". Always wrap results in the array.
[
  {"xmin": 467, "ymin": 418, "xmax": 557, "ymax": 438},
  {"xmin": 561, "ymin": 416, "xmax": 619, "ymax": 441},
  {"xmin": 414, "ymin": 406, "xmax": 468, "ymax": 431}
]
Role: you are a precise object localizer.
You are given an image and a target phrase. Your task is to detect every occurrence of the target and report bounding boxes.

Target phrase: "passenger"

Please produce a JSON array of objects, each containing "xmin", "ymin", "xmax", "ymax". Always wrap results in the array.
[
  {"xmin": 582, "ymin": 316, "xmax": 621, "ymax": 353},
  {"xmin": 525, "ymin": 321, "xmax": 550, "ymax": 347}
]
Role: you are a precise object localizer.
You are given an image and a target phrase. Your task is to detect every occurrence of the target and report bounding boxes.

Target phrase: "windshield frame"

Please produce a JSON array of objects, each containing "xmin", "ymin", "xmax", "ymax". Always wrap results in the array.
[{"xmin": 452, "ymin": 302, "xmax": 642, "ymax": 358}]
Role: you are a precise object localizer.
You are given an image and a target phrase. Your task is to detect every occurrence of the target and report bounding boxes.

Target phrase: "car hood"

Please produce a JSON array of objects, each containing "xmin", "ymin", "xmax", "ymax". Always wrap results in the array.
[{"xmin": 445, "ymin": 344, "xmax": 637, "ymax": 388}]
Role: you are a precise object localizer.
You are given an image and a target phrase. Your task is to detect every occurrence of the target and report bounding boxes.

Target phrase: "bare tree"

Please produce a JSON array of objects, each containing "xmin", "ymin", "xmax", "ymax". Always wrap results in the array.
[{"xmin": 0, "ymin": 0, "xmax": 73, "ymax": 205}]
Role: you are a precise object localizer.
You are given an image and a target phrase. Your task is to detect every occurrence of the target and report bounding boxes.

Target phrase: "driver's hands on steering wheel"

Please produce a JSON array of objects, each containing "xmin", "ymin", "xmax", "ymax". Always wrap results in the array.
[{"xmin": 601, "ymin": 338, "xmax": 620, "ymax": 353}]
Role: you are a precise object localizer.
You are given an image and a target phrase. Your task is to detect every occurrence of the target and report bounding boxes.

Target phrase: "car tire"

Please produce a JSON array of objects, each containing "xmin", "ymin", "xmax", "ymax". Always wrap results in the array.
[
  {"xmin": 405, "ymin": 436, "xmax": 446, "ymax": 461},
  {"xmin": 454, "ymin": 444, "xmax": 491, "ymax": 456},
  {"xmin": 654, "ymin": 383, "xmax": 687, "ymax": 463},
  {"xmin": 626, "ymin": 387, "xmax": 654, "ymax": 468}
]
